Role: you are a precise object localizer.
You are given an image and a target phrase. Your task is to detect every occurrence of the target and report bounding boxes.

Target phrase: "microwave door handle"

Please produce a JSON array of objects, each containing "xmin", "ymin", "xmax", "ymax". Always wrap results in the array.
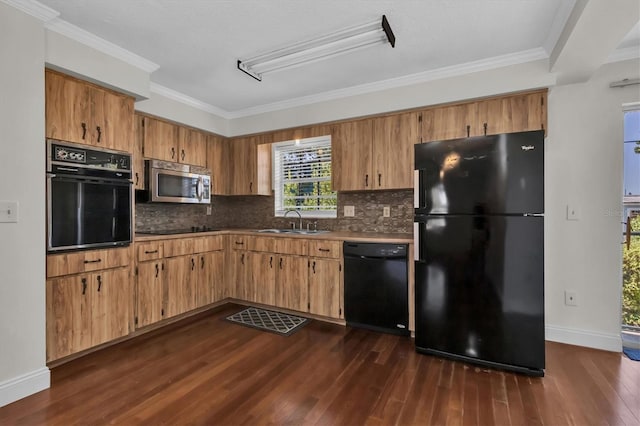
[{"xmin": 195, "ymin": 176, "xmax": 203, "ymax": 201}]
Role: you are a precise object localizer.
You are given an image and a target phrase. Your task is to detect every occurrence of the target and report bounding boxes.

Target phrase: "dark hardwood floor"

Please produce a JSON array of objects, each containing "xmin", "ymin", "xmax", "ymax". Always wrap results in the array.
[{"xmin": 1, "ymin": 303, "xmax": 639, "ymax": 425}]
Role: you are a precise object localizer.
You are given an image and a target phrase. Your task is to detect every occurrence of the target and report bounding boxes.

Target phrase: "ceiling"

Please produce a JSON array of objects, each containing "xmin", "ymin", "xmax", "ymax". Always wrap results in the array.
[{"xmin": 36, "ymin": 0, "xmax": 640, "ymax": 115}]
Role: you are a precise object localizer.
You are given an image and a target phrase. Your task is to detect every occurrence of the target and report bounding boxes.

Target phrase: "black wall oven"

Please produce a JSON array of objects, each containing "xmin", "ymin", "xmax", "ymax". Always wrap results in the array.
[{"xmin": 46, "ymin": 140, "xmax": 132, "ymax": 252}]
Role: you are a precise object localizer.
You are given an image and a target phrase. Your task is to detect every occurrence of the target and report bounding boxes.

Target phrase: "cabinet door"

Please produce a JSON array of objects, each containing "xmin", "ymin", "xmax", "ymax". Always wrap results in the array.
[
  {"xmin": 144, "ymin": 117, "xmax": 179, "ymax": 162},
  {"xmin": 207, "ymin": 134, "xmax": 230, "ymax": 195},
  {"xmin": 133, "ymin": 113, "xmax": 146, "ymax": 189},
  {"xmin": 102, "ymin": 91, "xmax": 134, "ymax": 153},
  {"xmin": 179, "ymin": 127, "xmax": 208, "ymax": 167},
  {"xmin": 276, "ymin": 255, "xmax": 309, "ymax": 312},
  {"xmin": 165, "ymin": 256, "xmax": 191, "ymax": 318},
  {"xmin": 229, "ymin": 136, "xmax": 271, "ymax": 195},
  {"xmin": 46, "ymin": 275, "xmax": 92, "ymax": 361},
  {"xmin": 309, "ymin": 259, "xmax": 342, "ymax": 318},
  {"xmin": 197, "ymin": 251, "xmax": 224, "ymax": 307},
  {"xmin": 479, "ymin": 92, "xmax": 547, "ymax": 136},
  {"xmin": 253, "ymin": 253, "xmax": 276, "ymax": 306},
  {"xmin": 232, "ymin": 250, "xmax": 248, "ymax": 300},
  {"xmin": 331, "ymin": 119, "xmax": 373, "ymax": 191},
  {"xmin": 91, "ymin": 268, "xmax": 131, "ymax": 346},
  {"xmin": 372, "ymin": 113, "xmax": 418, "ymax": 189},
  {"xmin": 136, "ymin": 261, "xmax": 164, "ymax": 328},
  {"xmin": 421, "ymin": 103, "xmax": 479, "ymax": 142},
  {"xmin": 45, "ymin": 70, "xmax": 92, "ymax": 145}
]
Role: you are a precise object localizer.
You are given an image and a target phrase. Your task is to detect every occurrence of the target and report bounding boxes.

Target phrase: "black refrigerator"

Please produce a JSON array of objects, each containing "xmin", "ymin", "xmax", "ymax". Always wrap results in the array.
[{"xmin": 413, "ymin": 130, "xmax": 545, "ymax": 376}]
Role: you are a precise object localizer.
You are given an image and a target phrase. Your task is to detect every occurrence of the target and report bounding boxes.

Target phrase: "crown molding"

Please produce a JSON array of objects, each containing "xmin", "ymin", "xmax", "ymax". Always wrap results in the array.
[
  {"xmin": 44, "ymin": 18, "xmax": 159, "ymax": 73},
  {"xmin": 606, "ymin": 45, "xmax": 640, "ymax": 64},
  {"xmin": 0, "ymin": 0, "xmax": 58, "ymax": 21},
  {"xmin": 149, "ymin": 82, "xmax": 232, "ymax": 119},
  {"xmin": 226, "ymin": 47, "xmax": 549, "ymax": 119}
]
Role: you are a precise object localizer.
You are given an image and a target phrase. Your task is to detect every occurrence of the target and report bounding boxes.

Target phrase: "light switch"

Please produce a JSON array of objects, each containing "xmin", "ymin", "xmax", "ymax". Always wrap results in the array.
[
  {"xmin": 566, "ymin": 204, "xmax": 580, "ymax": 221},
  {"xmin": 383, "ymin": 206, "xmax": 390, "ymax": 217},
  {"xmin": 0, "ymin": 201, "xmax": 18, "ymax": 223}
]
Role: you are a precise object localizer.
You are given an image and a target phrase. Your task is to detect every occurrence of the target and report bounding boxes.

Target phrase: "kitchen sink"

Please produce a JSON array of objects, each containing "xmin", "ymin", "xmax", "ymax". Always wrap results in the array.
[{"xmin": 257, "ymin": 229, "xmax": 330, "ymax": 235}]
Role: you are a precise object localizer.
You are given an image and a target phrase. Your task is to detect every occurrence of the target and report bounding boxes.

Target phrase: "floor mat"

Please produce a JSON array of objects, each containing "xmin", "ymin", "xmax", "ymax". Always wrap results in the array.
[
  {"xmin": 623, "ymin": 347, "xmax": 640, "ymax": 361},
  {"xmin": 226, "ymin": 307, "xmax": 309, "ymax": 336}
]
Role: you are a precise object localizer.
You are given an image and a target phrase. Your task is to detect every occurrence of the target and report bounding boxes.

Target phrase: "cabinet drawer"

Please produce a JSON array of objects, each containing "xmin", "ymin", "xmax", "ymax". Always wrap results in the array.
[
  {"xmin": 193, "ymin": 235, "xmax": 224, "ymax": 253},
  {"xmin": 163, "ymin": 238, "xmax": 194, "ymax": 258},
  {"xmin": 137, "ymin": 242, "xmax": 163, "ymax": 262},
  {"xmin": 273, "ymin": 238, "xmax": 307, "ymax": 256},
  {"xmin": 246, "ymin": 236, "xmax": 274, "ymax": 252},
  {"xmin": 47, "ymin": 247, "xmax": 131, "ymax": 278},
  {"xmin": 308, "ymin": 240, "xmax": 341, "ymax": 259},
  {"xmin": 230, "ymin": 235, "xmax": 247, "ymax": 250}
]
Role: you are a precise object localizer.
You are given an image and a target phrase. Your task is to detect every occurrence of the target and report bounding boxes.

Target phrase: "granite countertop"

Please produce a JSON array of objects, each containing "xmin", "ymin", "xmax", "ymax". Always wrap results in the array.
[{"xmin": 134, "ymin": 228, "xmax": 413, "ymax": 244}]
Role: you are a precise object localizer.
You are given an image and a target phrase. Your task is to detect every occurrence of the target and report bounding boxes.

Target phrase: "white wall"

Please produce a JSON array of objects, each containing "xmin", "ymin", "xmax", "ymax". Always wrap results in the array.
[
  {"xmin": 0, "ymin": 3, "xmax": 49, "ymax": 407},
  {"xmin": 545, "ymin": 58, "xmax": 640, "ymax": 350}
]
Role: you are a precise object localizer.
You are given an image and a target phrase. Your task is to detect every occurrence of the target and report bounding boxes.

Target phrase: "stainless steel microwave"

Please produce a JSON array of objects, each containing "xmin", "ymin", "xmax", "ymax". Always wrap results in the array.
[{"xmin": 145, "ymin": 159, "xmax": 211, "ymax": 204}]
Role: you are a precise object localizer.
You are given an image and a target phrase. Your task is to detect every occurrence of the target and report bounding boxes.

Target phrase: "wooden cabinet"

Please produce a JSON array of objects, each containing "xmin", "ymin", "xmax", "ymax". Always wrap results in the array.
[
  {"xmin": 419, "ymin": 90, "xmax": 548, "ymax": 143},
  {"xmin": 46, "ymin": 247, "xmax": 130, "ymax": 278},
  {"xmin": 228, "ymin": 135, "xmax": 272, "ymax": 195},
  {"xmin": 164, "ymin": 255, "xmax": 196, "ymax": 318},
  {"xmin": 178, "ymin": 127, "xmax": 208, "ymax": 167},
  {"xmin": 332, "ymin": 113, "xmax": 417, "ymax": 191},
  {"xmin": 308, "ymin": 258, "xmax": 342, "ymax": 318},
  {"xmin": 45, "ymin": 69, "xmax": 133, "ymax": 152},
  {"xmin": 143, "ymin": 116, "xmax": 179, "ymax": 162},
  {"xmin": 271, "ymin": 124, "xmax": 331, "ymax": 144},
  {"xmin": 136, "ymin": 260, "xmax": 164, "ymax": 328},
  {"xmin": 275, "ymin": 255, "xmax": 309, "ymax": 312},
  {"xmin": 46, "ymin": 267, "xmax": 131, "ymax": 362},
  {"xmin": 196, "ymin": 250, "xmax": 225, "ymax": 306},
  {"xmin": 207, "ymin": 134, "xmax": 230, "ymax": 195},
  {"xmin": 133, "ymin": 113, "xmax": 146, "ymax": 190}
]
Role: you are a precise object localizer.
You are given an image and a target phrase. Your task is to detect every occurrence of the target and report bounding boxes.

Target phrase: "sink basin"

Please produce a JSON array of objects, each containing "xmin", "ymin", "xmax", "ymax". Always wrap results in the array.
[{"xmin": 256, "ymin": 229, "xmax": 330, "ymax": 235}]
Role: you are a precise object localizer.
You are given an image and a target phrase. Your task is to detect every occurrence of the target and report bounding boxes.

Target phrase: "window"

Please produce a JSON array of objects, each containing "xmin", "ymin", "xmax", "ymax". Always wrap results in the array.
[{"xmin": 273, "ymin": 135, "xmax": 337, "ymax": 218}]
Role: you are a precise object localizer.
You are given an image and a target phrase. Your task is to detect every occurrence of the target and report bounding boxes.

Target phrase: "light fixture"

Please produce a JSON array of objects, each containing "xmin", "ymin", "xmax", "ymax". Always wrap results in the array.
[{"xmin": 237, "ymin": 15, "xmax": 395, "ymax": 82}]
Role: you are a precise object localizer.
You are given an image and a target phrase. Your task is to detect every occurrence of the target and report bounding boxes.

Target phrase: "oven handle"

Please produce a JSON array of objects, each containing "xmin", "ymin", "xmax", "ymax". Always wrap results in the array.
[{"xmin": 48, "ymin": 173, "xmax": 133, "ymax": 186}]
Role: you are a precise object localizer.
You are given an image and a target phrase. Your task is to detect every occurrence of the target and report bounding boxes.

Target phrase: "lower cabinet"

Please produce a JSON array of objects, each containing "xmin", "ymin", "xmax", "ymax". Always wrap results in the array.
[
  {"xmin": 275, "ymin": 255, "xmax": 309, "ymax": 312},
  {"xmin": 198, "ymin": 250, "xmax": 225, "ymax": 306},
  {"xmin": 136, "ymin": 260, "xmax": 165, "ymax": 328},
  {"xmin": 308, "ymin": 258, "xmax": 342, "ymax": 318},
  {"xmin": 46, "ymin": 267, "xmax": 131, "ymax": 362}
]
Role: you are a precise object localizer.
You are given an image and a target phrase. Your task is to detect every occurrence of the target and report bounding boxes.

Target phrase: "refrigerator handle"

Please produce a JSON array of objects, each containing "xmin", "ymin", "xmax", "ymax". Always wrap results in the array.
[
  {"xmin": 413, "ymin": 222, "xmax": 420, "ymax": 261},
  {"xmin": 413, "ymin": 170, "xmax": 420, "ymax": 209}
]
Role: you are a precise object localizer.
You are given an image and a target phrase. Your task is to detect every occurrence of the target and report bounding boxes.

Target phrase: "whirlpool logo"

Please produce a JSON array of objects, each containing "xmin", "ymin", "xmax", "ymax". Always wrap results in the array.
[{"xmin": 521, "ymin": 145, "xmax": 535, "ymax": 151}]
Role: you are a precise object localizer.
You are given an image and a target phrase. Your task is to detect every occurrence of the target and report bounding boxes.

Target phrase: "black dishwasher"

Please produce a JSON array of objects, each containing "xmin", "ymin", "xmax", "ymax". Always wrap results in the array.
[{"xmin": 343, "ymin": 242, "xmax": 409, "ymax": 336}]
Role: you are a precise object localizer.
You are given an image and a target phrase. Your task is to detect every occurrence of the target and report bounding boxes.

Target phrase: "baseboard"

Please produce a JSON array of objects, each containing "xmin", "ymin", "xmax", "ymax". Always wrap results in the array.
[
  {"xmin": 0, "ymin": 367, "xmax": 50, "ymax": 408},
  {"xmin": 545, "ymin": 324, "xmax": 622, "ymax": 352}
]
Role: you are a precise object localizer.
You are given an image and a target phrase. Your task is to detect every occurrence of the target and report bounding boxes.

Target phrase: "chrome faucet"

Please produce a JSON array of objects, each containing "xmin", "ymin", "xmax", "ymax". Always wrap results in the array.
[{"xmin": 284, "ymin": 209, "xmax": 303, "ymax": 230}]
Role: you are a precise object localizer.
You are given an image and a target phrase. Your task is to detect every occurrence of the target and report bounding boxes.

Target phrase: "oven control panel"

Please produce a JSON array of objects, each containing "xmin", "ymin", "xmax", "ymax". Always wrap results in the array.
[{"xmin": 49, "ymin": 141, "xmax": 131, "ymax": 172}]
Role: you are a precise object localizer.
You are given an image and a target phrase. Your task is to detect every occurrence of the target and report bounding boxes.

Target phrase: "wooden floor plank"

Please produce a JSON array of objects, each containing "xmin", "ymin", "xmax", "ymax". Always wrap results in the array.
[{"xmin": 1, "ymin": 304, "xmax": 638, "ymax": 426}]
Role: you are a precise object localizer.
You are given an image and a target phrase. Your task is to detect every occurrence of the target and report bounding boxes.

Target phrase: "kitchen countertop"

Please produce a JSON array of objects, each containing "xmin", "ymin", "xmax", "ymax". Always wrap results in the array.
[{"xmin": 134, "ymin": 228, "xmax": 413, "ymax": 244}]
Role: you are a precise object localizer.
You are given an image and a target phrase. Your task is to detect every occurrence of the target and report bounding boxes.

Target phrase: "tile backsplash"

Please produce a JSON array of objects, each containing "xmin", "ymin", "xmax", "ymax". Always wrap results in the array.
[{"xmin": 136, "ymin": 189, "xmax": 413, "ymax": 234}]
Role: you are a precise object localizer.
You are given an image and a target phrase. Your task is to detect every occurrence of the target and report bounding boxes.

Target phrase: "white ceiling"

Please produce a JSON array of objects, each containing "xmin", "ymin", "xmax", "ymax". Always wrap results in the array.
[{"xmin": 35, "ymin": 0, "xmax": 640, "ymax": 115}]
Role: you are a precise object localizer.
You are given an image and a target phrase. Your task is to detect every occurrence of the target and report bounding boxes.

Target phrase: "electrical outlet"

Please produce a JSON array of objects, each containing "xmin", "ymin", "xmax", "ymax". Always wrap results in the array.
[
  {"xmin": 344, "ymin": 205, "xmax": 355, "ymax": 217},
  {"xmin": 567, "ymin": 204, "xmax": 580, "ymax": 221},
  {"xmin": 0, "ymin": 200, "xmax": 18, "ymax": 223},
  {"xmin": 564, "ymin": 290, "xmax": 578, "ymax": 306},
  {"xmin": 383, "ymin": 206, "xmax": 390, "ymax": 217},
  {"xmin": 206, "ymin": 205, "xmax": 212, "ymax": 215}
]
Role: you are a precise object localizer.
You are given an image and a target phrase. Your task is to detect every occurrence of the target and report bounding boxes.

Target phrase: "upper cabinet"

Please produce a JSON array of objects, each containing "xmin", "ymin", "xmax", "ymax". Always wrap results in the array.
[
  {"xmin": 419, "ymin": 89, "xmax": 548, "ymax": 143},
  {"xmin": 332, "ymin": 112, "xmax": 418, "ymax": 191},
  {"xmin": 45, "ymin": 69, "xmax": 133, "ymax": 153},
  {"xmin": 227, "ymin": 135, "xmax": 272, "ymax": 195},
  {"xmin": 139, "ymin": 115, "xmax": 209, "ymax": 167},
  {"xmin": 207, "ymin": 133, "xmax": 230, "ymax": 195}
]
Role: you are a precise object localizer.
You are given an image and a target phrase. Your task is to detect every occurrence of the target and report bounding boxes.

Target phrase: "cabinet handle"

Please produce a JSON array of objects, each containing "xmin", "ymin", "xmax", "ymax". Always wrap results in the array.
[
  {"xmin": 155, "ymin": 263, "xmax": 159, "ymax": 278},
  {"xmin": 96, "ymin": 126, "xmax": 102, "ymax": 143},
  {"xmin": 84, "ymin": 258, "xmax": 102, "ymax": 264},
  {"xmin": 135, "ymin": 172, "xmax": 139, "ymax": 186},
  {"xmin": 144, "ymin": 249, "xmax": 159, "ymax": 254},
  {"xmin": 318, "ymin": 248, "xmax": 330, "ymax": 252},
  {"xmin": 171, "ymin": 147, "xmax": 175, "ymax": 159},
  {"xmin": 483, "ymin": 122, "xmax": 488, "ymax": 136},
  {"xmin": 249, "ymin": 182, "xmax": 253, "ymax": 193},
  {"xmin": 191, "ymin": 257, "xmax": 195, "ymax": 270},
  {"xmin": 201, "ymin": 256, "xmax": 205, "ymax": 269},
  {"xmin": 269, "ymin": 256, "xmax": 273, "ymax": 268},
  {"xmin": 235, "ymin": 241, "xmax": 244, "ymax": 245},
  {"xmin": 97, "ymin": 275, "xmax": 102, "ymax": 292},
  {"xmin": 81, "ymin": 277, "xmax": 87, "ymax": 295},
  {"xmin": 365, "ymin": 174, "xmax": 369, "ymax": 187},
  {"xmin": 378, "ymin": 173, "xmax": 382, "ymax": 186},
  {"xmin": 312, "ymin": 261, "xmax": 316, "ymax": 274},
  {"xmin": 241, "ymin": 253, "xmax": 245, "ymax": 265},
  {"xmin": 279, "ymin": 258, "xmax": 283, "ymax": 269},
  {"xmin": 81, "ymin": 122, "xmax": 87, "ymax": 140},
  {"xmin": 181, "ymin": 149, "xmax": 185, "ymax": 161},
  {"xmin": 466, "ymin": 125, "xmax": 471, "ymax": 138}
]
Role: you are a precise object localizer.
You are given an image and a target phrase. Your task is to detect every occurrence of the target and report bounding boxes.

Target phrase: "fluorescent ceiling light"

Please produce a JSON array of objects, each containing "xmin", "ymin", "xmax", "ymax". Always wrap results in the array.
[{"xmin": 238, "ymin": 15, "xmax": 395, "ymax": 82}]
